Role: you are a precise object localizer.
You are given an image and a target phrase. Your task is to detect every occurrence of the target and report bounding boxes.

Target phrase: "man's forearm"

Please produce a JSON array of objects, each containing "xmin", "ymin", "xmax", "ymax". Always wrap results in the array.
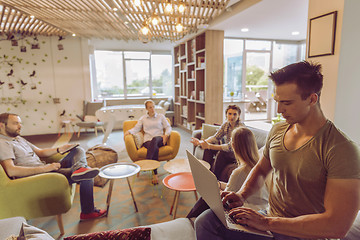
[
  {"xmin": 36, "ymin": 147, "xmax": 58, "ymax": 158},
  {"xmin": 267, "ymin": 211, "xmax": 355, "ymax": 239},
  {"xmin": 5, "ymin": 164, "xmax": 52, "ymax": 178}
]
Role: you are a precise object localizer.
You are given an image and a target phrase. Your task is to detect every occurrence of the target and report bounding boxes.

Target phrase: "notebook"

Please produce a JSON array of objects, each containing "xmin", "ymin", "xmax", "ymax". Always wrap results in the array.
[{"xmin": 186, "ymin": 150, "xmax": 273, "ymax": 239}]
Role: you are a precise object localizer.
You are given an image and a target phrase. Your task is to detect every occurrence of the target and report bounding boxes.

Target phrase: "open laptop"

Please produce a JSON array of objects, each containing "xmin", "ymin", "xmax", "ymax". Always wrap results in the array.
[{"xmin": 186, "ymin": 150, "xmax": 273, "ymax": 239}]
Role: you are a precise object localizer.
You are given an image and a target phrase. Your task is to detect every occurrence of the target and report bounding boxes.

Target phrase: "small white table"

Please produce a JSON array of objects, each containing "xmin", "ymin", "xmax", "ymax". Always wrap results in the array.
[{"xmin": 99, "ymin": 162, "xmax": 141, "ymax": 214}]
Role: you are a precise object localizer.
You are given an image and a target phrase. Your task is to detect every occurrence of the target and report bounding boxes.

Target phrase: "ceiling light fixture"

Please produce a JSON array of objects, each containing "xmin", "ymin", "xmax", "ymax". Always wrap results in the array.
[
  {"xmin": 178, "ymin": 2, "xmax": 186, "ymax": 14},
  {"xmin": 176, "ymin": 23, "xmax": 183, "ymax": 33},
  {"xmin": 292, "ymin": 31, "xmax": 300, "ymax": 35},
  {"xmin": 141, "ymin": 25, "xmax": 150, "ymax": 35},
  {"xmin": 151, "ymin": 14, "xmax": 161, "ymax": 25},
  {"xmin": 113, "ymin": 7, "xmax": 118, "ymax": 11},
  {"xmin": 241, "ymin": 28, "xmax": 249, "ymax": 32},
  {"xmin": 133, "ymin": 0, "xmax": 142, "ymax": 7},
  {"xmin": 164, "ymin": 1, "xmax": 173, "ymax": 14},
  {"xmin": 72, "ymin": 33, "xmax": 76, "ymax": 37}
]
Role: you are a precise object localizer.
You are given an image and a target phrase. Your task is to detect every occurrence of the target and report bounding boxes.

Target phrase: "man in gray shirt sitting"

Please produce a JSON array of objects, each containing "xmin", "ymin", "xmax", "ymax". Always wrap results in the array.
[{"xmin": 0, "ymin": 112, "xmax": 106, "ymax": 221}]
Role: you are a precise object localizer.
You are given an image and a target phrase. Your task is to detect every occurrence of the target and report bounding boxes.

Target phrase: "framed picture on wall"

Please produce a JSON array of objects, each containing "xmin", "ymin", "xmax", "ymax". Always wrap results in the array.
[{"xmin": 308, "ymin": 11, "xmax": 337, "ymax": 58}]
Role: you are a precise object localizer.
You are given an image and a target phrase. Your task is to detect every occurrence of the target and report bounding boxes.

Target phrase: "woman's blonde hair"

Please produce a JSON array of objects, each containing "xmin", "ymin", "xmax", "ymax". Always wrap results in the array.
[{"xmin": 231, "ymin": 126, "xmax": 259, "ymax": 168}]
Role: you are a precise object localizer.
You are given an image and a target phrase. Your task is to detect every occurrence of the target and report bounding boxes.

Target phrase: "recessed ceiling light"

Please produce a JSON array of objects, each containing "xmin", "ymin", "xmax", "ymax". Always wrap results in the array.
[
  {"xmin": 198, "ymin": 24, "xmax": 209, "ymax": 29},
  {"xmin": 292, "ymin": 31, "xmax": 300, "ymax": 35},
  {"xmin": 124, "ymin": 21, "xmax": 129, "ymax": 25},
  {"xmin": 30, "ymin": 15, "xmax": 35, "ymax": 19},
  {"xmin": 113, "ymin": 7, "xmax": 118, "ymax": 11},
  {"xmin": 72, "ymin": 33, "xmax": 76, "ymax": 37},
  {"xmin": 241, "ymin": 28, "xmax": 249, "ymax": 32}
]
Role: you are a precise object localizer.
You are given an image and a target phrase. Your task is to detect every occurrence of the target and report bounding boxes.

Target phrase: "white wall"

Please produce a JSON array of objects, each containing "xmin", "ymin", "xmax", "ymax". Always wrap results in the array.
[
  {"xmin": 334, "ymin": 0, "xmax": 360, "ymax": 143},
  {"xmin": 307, "ymin": 0, "xmax": 344, "ymax": 121},
  {"xmin": 0, "ymin": 36, "xmax": 89, "ymax": 136},
  {"xmin": 308, "ymin": 0, "xmax": 360, "ymax": 143}
]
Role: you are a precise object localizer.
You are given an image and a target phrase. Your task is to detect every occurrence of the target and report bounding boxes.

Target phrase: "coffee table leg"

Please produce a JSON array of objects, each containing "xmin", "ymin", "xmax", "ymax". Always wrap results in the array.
[
  {"xmin": 126, "ymin": 177, "xmax": 138, "ymax": 212},
  {"xmin": 169, "ymin": 190, "xmax": 177, "ymax": 215},
  {"xmin": 173, "ymin": 191, "xmax": 180, "ymax": 219},
  {"xmin": 194, "ymin": 191, "xmax": 198, "ymax": 201},
  {"xmin": 106, "ymin": 179, "xmax": 115, "ymax": 215}
]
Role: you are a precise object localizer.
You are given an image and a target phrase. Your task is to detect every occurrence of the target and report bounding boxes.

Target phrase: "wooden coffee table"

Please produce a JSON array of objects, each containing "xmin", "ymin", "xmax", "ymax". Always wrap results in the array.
[
  {"xmin": 135, "ymin": 159, "xmax": 161, "ymax": 185},
  {"xmin": 163, "ymin": 158, "xmax": 211, "ymax": 174}
]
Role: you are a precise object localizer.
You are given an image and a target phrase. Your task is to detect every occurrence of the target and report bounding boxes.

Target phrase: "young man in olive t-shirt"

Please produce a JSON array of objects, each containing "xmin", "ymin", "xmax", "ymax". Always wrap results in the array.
[{"xmin": 195, "ymin": 61, "xmax": 360, "ymax": 240}]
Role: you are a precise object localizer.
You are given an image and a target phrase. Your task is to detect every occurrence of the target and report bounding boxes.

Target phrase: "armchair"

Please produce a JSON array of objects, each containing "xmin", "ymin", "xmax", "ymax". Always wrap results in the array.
[
  {"xmin": 0, "ymin": 153, "xmax": 76, "ymax": 235},
  {"xmin": 123, "ymin": 119, "xmax": 180, "ymax": 162}
]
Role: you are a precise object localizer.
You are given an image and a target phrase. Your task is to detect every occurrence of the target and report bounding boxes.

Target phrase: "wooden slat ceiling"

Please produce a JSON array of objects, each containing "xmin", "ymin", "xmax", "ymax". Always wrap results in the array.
[{"xmin": 0, "ymin": 0, "xmax": 230, "ymax": 42}]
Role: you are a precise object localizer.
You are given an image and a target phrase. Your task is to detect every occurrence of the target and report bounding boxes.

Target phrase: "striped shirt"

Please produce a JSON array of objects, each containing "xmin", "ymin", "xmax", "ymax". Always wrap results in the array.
[{"xmin": 206, "ymin": 120, "xmax": 243, "ymax": 152}]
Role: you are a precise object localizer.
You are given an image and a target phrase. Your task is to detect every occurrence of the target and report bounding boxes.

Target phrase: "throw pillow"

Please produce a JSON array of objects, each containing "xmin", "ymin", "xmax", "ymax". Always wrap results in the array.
[
  {"xmin": 158, "ymin": 100, "xmax": 166, "ymax": 108},
  {"xmin": 163, "ymin": 101, "xmax": 171, "ymax": 111},
  {"xmin": 202, "ymin": 123, "xmax": 221, "ymax": 139},
  {"xmin": 19, "ymin": 222, "xmax": 55, "ymax": 240},
  {"xmin": 133, "ymin": 132, "xmax": 144, "ymax": 149},
  {"xmin": 64, "ymin": 227, "xmax": 151, "ymax": 240}
]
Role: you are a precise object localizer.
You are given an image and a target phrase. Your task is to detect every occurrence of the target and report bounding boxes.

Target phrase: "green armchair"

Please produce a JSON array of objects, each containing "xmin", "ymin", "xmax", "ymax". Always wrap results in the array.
[{"xmin": 0, "ymin": 153, "xmax": 76, "ymax": 235}]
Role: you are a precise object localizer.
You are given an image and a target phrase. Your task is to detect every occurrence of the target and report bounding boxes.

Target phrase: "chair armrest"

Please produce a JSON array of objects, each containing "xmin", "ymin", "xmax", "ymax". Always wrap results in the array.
[
  {"xmin": 168, "ymin": 131, "xmax": 181, "ymax": 159},
  {"xmin": 192, "ymin": 129, "xmax": 202, "ymax": 139},
  {"xmin": 124, "ymin": 134, "xmax": 138, "ymax": 162},
  {"xmin": 0, "ymin": 172, "xmax": 72, "ymax": 219}
]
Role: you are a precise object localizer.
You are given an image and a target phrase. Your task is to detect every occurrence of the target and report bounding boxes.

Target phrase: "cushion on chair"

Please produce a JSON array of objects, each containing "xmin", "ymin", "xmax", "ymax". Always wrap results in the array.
[
  {"xmin": 76, "ymin": 122, "xmax": 97, "ymax": 128},
  {"xmin": 202, "ymin": 123, "xmax": 221, "ymax": 139},
  {"xmin": 133, "ymin": 132, "xmax": 144, "ymax": 149},
  {"xmin": 19, "ymin": 222, "xmax": 54, "ymax": 240},
  {"xmin": 163, "ymin": 101, "xmax": 171, "ymax": 111},
  {"xmin": 64, "ymin": 227, "xmax": 151, "ymax": 240},
  {"xmin": 158, "ymin": 100, "xmax": 166, "ymax": 108}
]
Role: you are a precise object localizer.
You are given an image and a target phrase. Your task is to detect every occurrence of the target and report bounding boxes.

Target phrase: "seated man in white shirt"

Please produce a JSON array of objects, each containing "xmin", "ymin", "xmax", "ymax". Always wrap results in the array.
[{"xmin": 124, "ymin": 99, "xmax": 172, "ymax": 184}]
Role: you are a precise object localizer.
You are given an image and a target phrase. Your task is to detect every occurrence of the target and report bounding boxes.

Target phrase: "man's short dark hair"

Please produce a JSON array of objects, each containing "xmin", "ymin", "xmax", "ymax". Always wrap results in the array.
[
  {"xmin": 0, "ymin": 113, "xmax": 18, "ymax": 125},
  {"xmin": 269, "ymin": 61, "xmax": 323, "ymax": 100},
  {"xmin": 225, "ymin": 105, "xmax": 241, "ymax": 115}
]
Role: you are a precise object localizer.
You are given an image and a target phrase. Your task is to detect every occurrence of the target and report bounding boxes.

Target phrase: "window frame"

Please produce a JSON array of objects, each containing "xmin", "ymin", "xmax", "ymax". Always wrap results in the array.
[{"xmin": 91, "ymin": 50, "xmax": 172, "ymax": 101}]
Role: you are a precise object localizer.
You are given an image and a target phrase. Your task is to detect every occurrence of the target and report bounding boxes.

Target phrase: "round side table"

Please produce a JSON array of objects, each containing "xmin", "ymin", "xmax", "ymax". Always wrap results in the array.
[
  {"xmin": 163, "ymin": 172, "xmax": 198, "ymax": 219},
  {"xmin": 99, "ymin": 162, "xmax": 140, "ymax": 214},
  {"xmin": 163, "ymin": 158, "xmax": 211, "ymax": 174},
  {"xmin": 135, "ymin": 159, "xmax": 161, "ymax": 185}
]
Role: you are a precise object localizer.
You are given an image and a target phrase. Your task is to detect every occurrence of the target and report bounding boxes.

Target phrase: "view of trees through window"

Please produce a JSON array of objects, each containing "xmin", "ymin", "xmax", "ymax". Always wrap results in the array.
[{"xmin": 93, "ymin": 51, "xmax": 172, "ymax": 100}]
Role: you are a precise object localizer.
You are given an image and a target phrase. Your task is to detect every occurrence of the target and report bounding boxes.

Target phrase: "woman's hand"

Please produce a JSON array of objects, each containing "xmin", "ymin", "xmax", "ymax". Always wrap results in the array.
[
  {"xmin": 190, "ymin": 137, "xmax": 200, "ymax": 146},
  {"xmin": 221, "ymin": 191, "xmax": 245, "ymax": 208},
  {"xmin": 200, "ymin": 140, "xmax": 210, "ymax": 150}
]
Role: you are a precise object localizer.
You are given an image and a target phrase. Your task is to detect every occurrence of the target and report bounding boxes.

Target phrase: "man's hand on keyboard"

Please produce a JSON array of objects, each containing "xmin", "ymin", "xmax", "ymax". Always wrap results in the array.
[{"xmin": 229, "ymin": 207, "xmax": 269, "ymax": 231}]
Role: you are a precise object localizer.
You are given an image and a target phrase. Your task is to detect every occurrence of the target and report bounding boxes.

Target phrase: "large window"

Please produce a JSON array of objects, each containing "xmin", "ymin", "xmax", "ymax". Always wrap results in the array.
[
  {"xmin": 224, "ymin": 38, "xmax": 305, "ymax": 122},
  {"xmin": 92, "ymin": 51, "xmax": 172, "ymax": 100}
]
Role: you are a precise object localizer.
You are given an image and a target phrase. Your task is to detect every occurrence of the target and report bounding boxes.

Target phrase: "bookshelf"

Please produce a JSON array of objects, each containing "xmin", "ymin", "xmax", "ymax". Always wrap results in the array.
[{"xmin": 174, "ymin": 30, "xmax": 224, "ymax": 131}]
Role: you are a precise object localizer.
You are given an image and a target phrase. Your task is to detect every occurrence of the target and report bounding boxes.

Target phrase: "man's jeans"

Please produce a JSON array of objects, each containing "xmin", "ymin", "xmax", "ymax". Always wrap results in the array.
[
  {"xmin": 195, "ymin": 209, "xmax": 303, "ymax": 240},
  {"xmin": 58, "ymin": 147, "xmax": 95, "ymax": 214}
]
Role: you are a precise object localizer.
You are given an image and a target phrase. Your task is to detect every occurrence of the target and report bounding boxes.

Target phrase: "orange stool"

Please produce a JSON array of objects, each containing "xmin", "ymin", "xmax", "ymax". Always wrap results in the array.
[{"xmin": 163, "ymin": 172, "xmax": 198, "ymax": 219}]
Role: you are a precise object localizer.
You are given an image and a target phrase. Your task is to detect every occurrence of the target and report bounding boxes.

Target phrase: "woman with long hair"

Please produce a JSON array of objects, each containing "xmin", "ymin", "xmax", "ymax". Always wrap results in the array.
[{"xmin": 187, "ymin": 126, "xmax": 268, "ymax": 219}]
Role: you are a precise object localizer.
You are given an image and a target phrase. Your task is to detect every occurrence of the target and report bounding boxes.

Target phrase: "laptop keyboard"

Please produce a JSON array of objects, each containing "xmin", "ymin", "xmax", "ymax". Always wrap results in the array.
[{"xmin": 225, "ymin": 210, "xmax": 236, "ymax": 224}]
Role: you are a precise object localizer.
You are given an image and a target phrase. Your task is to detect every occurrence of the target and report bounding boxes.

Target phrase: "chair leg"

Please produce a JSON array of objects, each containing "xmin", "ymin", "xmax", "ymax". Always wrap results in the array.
[
  {"xmin": 56, "ymin": 214, "xmax": 65, "ymax": 235},
  {"xmin": 77, "ymin": 127, "xmax": 81, "ymax": 138},
  {"xmin": 95, "ymin": 127, "xmax": 98, "ymax": 136}
]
